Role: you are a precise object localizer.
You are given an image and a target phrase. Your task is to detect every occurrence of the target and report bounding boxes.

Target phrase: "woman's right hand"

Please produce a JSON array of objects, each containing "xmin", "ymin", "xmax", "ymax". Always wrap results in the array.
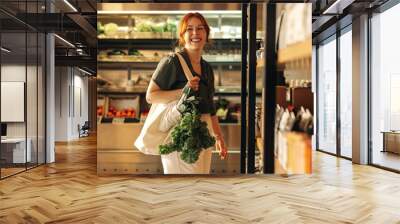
[{"xmin": 187, "ymin": 76, "xmax": 200, "ymax": 91}]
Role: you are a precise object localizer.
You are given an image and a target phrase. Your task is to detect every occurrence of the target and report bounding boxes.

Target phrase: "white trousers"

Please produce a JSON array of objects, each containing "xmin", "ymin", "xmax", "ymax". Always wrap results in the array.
[{"xmin": 161, "ymin": 114, "xmax": 214, "ymax": 174}]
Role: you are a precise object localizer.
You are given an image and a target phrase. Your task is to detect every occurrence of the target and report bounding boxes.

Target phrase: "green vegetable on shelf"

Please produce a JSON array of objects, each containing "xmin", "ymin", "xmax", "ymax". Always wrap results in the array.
[
  {"xmin": 104, "ymin": 23, "xmax": 119, "ymax": 36},
  {"xmin": 159, "ymin": 87, "xmax": 215, "ymax": 164},
  {"xmin": 135, "ymin": 22, "xmax": 176, "ymax": 33},
  {"xmin": 216, "ymin": 108, "xmax": 229, "ymax": 120},
  {"xmin": 152, "ymin": 24, "xmax": 164, "ymax": 33},
  {"xmin": 136, "ymin": 23, "xmax": 153, "ymax": 32},
  {"xmin": 97, "ymin": 22, "xmax": 105, "ymax": 35},
  {"xmin": 216, "ymin": 98, "xmax": 229, "ymax": 109},
  {"xmin": 107, "ymin": 49, "xmax": 126, "ymax": 56},
  {"xmin": 128, "ymin": 49, "xmax": 143, "ymax": 56},
  {"xmin": 163, "ymin": 22, "xmax": 177, "ymax": 33}
]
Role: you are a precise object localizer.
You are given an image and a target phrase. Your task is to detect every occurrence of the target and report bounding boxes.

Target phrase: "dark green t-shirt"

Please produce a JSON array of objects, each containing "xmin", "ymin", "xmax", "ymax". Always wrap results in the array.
[{"xmin": 152, "ymin": 50, "xmax": 216, "ymax": 115}]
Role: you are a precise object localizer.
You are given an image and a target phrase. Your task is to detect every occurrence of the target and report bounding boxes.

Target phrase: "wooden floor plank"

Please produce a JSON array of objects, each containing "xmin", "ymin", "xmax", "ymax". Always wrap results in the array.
[{"xmin": 0, "ymin": 135, "xmax": 399, "ymax": 223}]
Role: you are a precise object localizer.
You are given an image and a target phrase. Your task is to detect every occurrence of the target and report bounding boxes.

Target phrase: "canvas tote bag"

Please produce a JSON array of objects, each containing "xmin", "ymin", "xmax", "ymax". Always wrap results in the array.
[{"xmin": 134, "ymin": 53, "xmax": 194, "ymax": 155}]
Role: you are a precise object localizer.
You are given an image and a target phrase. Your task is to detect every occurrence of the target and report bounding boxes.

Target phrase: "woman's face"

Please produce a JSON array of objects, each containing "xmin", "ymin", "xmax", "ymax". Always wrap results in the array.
[{"xmin": 183, "ymin": 17, "xmax": 207, "ymax": 52}]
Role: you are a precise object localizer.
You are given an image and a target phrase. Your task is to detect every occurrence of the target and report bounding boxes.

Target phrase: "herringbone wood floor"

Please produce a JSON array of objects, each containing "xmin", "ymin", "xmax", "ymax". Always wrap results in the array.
[{"xmin": 1, "ymin": 136, "xmax": 400, "ymax": 224}]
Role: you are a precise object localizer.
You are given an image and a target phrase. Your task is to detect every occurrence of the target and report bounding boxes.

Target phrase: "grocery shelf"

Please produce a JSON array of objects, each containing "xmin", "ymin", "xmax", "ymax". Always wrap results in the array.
[
  {"xmin": 214, "ymin": 91, "xmax": 262, "ymax": 97},
  {"xmin": 97, "ymin": 10, "xmax": 242, "ymax": 16},
  {"xmin": 97, "ymin": 89, "xmax": 261, "ymax": 96},
  {"xmin": 97, "ymin": 60, "xmax": 241, "ymax": 69},
  {"xmin": 215, "ymin": 86, "xmax": 262, "ymax": 96},
  {"xmin": 98, "ymin": 61, "xmax": 159, "ymax": 69},
  {"xmin": 98, "ymin": 38, "xmax": 244, "ymax": 49},
  {"xmin": 98, "ymin": 88, "xmax": 147, "ymax": 95}
]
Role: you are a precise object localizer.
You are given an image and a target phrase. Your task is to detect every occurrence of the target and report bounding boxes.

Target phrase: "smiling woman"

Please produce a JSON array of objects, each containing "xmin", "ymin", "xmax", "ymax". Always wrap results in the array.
[
  {"xmin": 178, "ymin": 13, "xmax": 211, "ymax": 49},
  {"xmin": 143, "ymin": 12, "xmax": 228, "ymax": 174}
]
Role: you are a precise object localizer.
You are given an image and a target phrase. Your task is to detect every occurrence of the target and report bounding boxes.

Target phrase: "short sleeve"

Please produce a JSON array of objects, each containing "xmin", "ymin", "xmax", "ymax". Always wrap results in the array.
[
  {"xmin": 208, "ymin": 66, "xmax": 217, "ymax": 116},
  {"xmin": 152, "ymin": 56, "xmax": 177, "ymax": 90}
]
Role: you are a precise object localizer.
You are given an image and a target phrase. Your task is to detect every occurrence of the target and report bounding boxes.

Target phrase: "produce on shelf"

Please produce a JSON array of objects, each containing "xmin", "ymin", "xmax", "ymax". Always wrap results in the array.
[
  {"xmin": 215, "ymin": 98, "xmax": 229, "ymax": 121},
  {"xmin": 107, "ymin": 49, "xmax": 126, "ymax": 56},
  {"xmin": 159, "ymin": 88, "xmax": 215, "ymax": 164},
  {"xmin": 216, "ymin": 108, "xmax": 229, "ymax": 120},
  {"xmin": 152, "ymin": 23, "xmax": 164, "ymax": 33},
  {"xmin": 139, "ymin": 111, "xmax": 149, "ymax": 123},
  {"xmin": 135, "ymin": 21, "xmax": 177, "ymax": 33},
  {"xmin": 97, "ymin": 106, "xmax": 104, "ymax": 116},
  {"xmin": 107, "ymin": 106, "xmax": 136, "ymax": 118},
  {"xmin": 136, "ymin": 23, "xmax": 154, "ymax": 32},
  {"xmin": 163, "ymin": 22, "xmax": 177, "ymax": 33},
  {"xmin": 104, "ymin": 23, "xmax": 119, "ymax": 36},
  {"xmin": 128, "ymin": 49, "xmax": 143, "ymax": 56},
  {"xmin": 97, "ymin": 22, "xmax": 105, "ymax": 35}
]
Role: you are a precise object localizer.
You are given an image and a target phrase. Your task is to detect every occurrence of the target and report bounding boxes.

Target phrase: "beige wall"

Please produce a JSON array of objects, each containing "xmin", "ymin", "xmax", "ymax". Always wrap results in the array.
[{"xmin": 55, "ymin": 67, "xmax": 89, "ymax": 141}]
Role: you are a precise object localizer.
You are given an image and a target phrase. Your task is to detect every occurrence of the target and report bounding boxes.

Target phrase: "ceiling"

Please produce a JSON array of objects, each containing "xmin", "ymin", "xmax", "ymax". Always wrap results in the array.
[
  {"xmin": 311, "ymin": 0, "xmax": 391, "ymax": 43},
  {"xmin": 1, "ymin": 0, "xmax": 97, "ymax": 73},
  {"xmin": 1, "ymin": 0, "xmax": 397, "ymax": 73}
]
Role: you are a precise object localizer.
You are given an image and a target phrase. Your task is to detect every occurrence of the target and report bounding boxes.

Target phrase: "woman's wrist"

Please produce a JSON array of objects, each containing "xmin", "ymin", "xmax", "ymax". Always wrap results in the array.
[{"xmin": 214, "ymin": 134, "xmax": 223, "ymax": 140}]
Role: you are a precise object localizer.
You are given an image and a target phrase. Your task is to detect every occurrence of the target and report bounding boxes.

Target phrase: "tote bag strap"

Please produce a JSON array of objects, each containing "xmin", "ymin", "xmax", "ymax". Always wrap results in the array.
[{"xmin": 175, "ymin": 52, "xmax": 194, "ymax": 81}]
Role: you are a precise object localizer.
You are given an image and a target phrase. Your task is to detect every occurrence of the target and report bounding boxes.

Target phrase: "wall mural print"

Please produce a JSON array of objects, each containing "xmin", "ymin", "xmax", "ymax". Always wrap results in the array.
[{"xmin": 96, "ymin": 2, "xmax": 312, "ymax": 175}]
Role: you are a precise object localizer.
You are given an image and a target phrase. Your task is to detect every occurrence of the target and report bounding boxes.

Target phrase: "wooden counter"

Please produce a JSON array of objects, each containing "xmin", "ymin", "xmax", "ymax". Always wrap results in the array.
[
  {"xmin": 257, "ymin": 131, "xmax": 312, "ymax": 174},
  {"xmin": 97, "ymin": 123, "xmax": 143, "ymax": 150},
  {"xmin": 97, "ymin": 123, "xmax": 240, "ymax": 175}
]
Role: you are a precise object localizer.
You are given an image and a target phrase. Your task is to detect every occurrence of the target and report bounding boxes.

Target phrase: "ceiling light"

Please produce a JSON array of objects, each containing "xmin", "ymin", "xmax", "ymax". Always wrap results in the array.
[
  {"xmin": 322, "ymin": 0, "xmax": 354, "ymax": 15},
  {"xmin": 97, "ymin": 10, "xmax": 241, "ymax": 15},
  {"xmin": 54, "ymin": 34, "xmax": 75, "ymax": 48},
  {"xmin": 63, "ymin": 0, "xmax": 78, "ymax": 12},
  {"xmin": 1, "ymin": 47, "xmax": 11, "ymax": 53},
  {"xmin": 77, "ymin": 67, "xmax": 93, "ymax": 76}
]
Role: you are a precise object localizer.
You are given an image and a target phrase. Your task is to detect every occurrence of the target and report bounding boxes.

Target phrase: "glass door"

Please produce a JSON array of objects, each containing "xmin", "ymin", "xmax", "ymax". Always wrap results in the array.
[
  {"xmin": 317, "ymin": 35, "xmax": 337, "ymax": 155},
  {"xmin": 370, "ymin": 3, "xmax": 400, "ymax": 171},
  {"xmin": 1, "ymin": 29, "xmax": 28, "ymax": 178},
  {"xmin": 339, "ymin": 27, "xmax": 352, "ymax": 159},
  {"xmin": 0, "ymin": 0, "xmax": 47, "ymax": 179}
]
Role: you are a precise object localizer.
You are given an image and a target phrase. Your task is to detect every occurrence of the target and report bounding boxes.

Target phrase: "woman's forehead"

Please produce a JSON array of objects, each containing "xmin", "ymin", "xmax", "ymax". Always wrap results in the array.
[{"xmin": 187, "ymin": 17, "xmax": 204, "ymax": 25}]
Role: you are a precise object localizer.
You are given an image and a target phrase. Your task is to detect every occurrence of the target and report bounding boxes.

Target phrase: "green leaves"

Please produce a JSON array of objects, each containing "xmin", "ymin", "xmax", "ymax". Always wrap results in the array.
[{"xmin": 159, "ymin": 89, "xmax": 215, "ymax": 164}]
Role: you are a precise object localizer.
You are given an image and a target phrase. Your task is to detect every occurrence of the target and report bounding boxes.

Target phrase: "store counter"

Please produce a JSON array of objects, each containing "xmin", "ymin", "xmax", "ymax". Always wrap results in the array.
[{"xmin": 97, "ymin": 123, "xmax": 241, "ymax": 175}]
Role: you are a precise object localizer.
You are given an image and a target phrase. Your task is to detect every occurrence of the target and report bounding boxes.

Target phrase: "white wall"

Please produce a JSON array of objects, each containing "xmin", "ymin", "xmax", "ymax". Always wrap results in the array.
[
  {"xmin": 71, "ymin": 72, "xmax": 89, "ymax": 139},
  {"xmin": 55, "ymin": 66, "xmax": 69, "ymax": 141},
  {"xmin": 55, "ymin": 67, "xmax": 89, "ymax": 141},
  {"xmin": 1, "ymin": 65, "xmax": 28, "ymax": 138},
  {"xmin": 46, "ymin": 33, "xmax": 55, "ymax": 163}
]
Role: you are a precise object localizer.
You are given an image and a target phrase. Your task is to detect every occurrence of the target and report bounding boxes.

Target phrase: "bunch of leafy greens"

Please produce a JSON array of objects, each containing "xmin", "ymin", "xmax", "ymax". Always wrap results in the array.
[{"xmin": 159, "ymin": 87, "xmax": 215, "ymax": 164}]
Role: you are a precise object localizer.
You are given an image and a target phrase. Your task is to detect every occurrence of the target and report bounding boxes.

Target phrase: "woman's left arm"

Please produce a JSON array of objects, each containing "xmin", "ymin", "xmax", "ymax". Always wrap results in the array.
[
  {"xmin": 210, "ymin": 115, "xmax": 228, "ymax": 159},
  {"xmin": 208, "ymin": 64, "xmax": 228, "ymax": 159}
]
